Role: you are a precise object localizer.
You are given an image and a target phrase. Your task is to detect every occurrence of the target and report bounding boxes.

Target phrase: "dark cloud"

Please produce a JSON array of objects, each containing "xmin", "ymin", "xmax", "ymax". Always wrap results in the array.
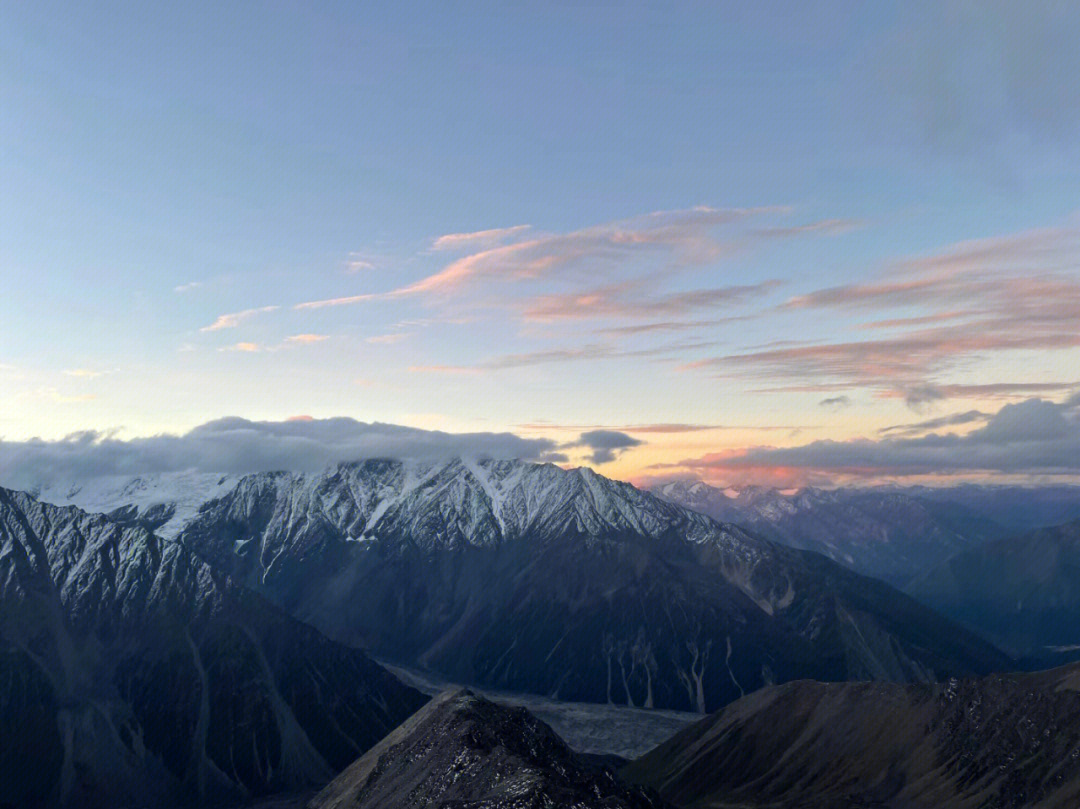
[
  {"xmin": 903, "ymin": 384, "xmax": 947, "ymax": 412},
  {"xmin": 0, "ymin": 417, "xmax": 558, "ymax": 491},
  {"xmin": 879, "ymin": 410, "xmax": 990, "ymax": 438},
  {"xmin": 819, "ymin": 395, "xmax": 852, "ymax": 410},
  {"xmin": 677, "ymin": 396, "xmax": 1080, "ymax": 481},
  {"xmin": 562, "ymin": 430, "xmax": 643, "ymax": 465}
]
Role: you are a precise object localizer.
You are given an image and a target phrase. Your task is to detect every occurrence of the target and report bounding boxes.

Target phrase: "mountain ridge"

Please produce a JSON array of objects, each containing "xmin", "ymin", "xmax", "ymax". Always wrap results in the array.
[{"xmin": 174, "ymin": 458, "xmax": 1009, "ymax": 714}]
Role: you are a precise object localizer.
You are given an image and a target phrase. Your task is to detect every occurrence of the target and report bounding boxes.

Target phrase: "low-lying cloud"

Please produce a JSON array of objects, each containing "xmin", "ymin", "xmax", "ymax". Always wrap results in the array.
[
  {"xmin": 669, "ymin": 395, "xmax": 1080, "ymax": 485},
  {"xmin": 0, "ymin": 417, "xmax": 561, "ymax": 491}
]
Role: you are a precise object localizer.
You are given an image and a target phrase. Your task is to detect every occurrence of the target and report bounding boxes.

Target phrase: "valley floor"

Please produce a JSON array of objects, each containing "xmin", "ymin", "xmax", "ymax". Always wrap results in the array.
[{"xmin": 381, "ymin": 662, "xmax": 701, "ymax": 759}]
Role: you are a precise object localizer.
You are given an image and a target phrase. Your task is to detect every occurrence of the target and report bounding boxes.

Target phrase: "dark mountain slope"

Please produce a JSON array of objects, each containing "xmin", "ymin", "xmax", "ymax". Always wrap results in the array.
[
  {"xmin": 179, "ymin": 459, "xmax": 1009, "ymax": 714},
  {"xmin": 624, "ymin": 664, "xmax": 1080, "ymax": 809},
  {"xmin": 907, "ymin": 520, "xmax": 1080, "ymax": 659},
  {"xmin": 0, "ymin": 488, "xmax": 426, "ymax": 809},
  {"xmin": 310, "ymin": 688, "xmax": 669, "ymax": 809}
]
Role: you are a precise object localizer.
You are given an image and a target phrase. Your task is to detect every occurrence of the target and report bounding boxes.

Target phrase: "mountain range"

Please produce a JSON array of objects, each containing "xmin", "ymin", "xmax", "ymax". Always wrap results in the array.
[
  {"xmin": 6, "ymin": 457, "xmax": 1079, "ymax": 808},
  {"xmin": 168, "ymin": 458, "xmax": 1008, "ymax": 713},
  {"xmin": 0, "ymin": 488, "xmax": 425, "ymax": 809},
  {"xmin": 652, "ymin": 480, "xmax": 1006, "ymax": 587}
]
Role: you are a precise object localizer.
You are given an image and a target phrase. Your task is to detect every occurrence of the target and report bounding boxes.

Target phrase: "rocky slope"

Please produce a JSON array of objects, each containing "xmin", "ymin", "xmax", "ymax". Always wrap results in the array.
[
  {"xmin": 652, "ymin": 480, "xmax": 1003, "ymax": 587},
  {"xmin": 0, "ymin": 488, "xmax": 426, "ymax": 809},
  {"xmin": 310, "ymin": 688, "xmax": 669, "ymax": 809},
  {"xmin": 177, "ymin": 458, "xmax": 1009, "ymax": 714},
  {"xmin": 624, "ymin": 663, "xmax": 1080, "ymax": 809},
  {"xmin": 907, "ymin": 520, "xmax": 1080, "ymax": 660}
]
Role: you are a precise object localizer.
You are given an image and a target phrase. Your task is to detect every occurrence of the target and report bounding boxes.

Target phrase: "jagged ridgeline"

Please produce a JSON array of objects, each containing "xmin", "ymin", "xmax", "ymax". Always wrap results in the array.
[
  {"xmin": 177, "ymin": 458, "xmax": 1009, "ymax": 714},
  {"xmin": 0, "ymin": 489, "xmax": 426, "ymax": 809}
]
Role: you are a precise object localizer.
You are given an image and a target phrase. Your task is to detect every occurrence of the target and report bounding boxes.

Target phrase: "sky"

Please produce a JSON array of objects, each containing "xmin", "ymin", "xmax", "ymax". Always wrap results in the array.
[{"xmin": 2, "ymin": 1, "xmax": 1080, "ymax": 488}]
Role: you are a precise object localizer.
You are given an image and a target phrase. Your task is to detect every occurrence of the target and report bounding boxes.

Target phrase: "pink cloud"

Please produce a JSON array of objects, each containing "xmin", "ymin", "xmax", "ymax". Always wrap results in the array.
[
  {"xmin": 200, "ymin": 306, "xmax": 279, "ymax": 331},
  {"xmin": 430, "ymin": 224, "xmax": 532, "ymax": 251}
]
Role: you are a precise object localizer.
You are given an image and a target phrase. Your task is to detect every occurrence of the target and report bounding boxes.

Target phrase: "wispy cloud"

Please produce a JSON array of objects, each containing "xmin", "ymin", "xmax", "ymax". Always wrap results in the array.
[
  {"xmin": 400, "ymin": 206, "xmax": 771, "ymax": 298},
  {"xmin": 517, "ymin": 422, "xmax": 728, "ymax": 434},
  {"xmin": 284, "ymin": 333, "xmax": 329, "ymax": 344},
  {"xmin": 423, "ymin": 339, "xmax": 717, "ymax": 373},
  {"xmin": 38, "ymin": 387, "xmax": 97, "ymax": 404},
  {"xmin": 294, "ymin": 206, "xmax": 808, "ymax": 311},
  {"xmin": 408, "ymin": 365, "xmax": 484, "ymax": 376},
  {"xmin": 686, "ymin": 222, "xmax": 1080, "ymax": 397},
  {"xmin": 201, "ymin": 305, "xmax": 279, "ymax": 332},
  {"xmin": 430, "ymin": 224, "xmax": 532, "ymax": 251},
  {"xmin": 366, "ymin": 332, "xmax": 411, "ymax": 344},
  {"xmin": 521, "ymin": 280, "xmax": 780, "ymax": 323},
  {"xmin": 878, "ymin": 409, "xmax": 990, "ymax": 437},
  {"xmin": 219, "ymin": 342, "xmax": 262, "ymax": 352},
  {"xmin": 345, "ymin": 252, "xmax": 377, "ymax": 272},
  {"xmin": 755, "ymin": 218, "xmax": 864, "ymax": 239},
  {"xmin": 63, "ymin": 369, "xmax": 108, "ymax": 378},
  {"xmin": 174, "ymin": 281, "xmax": 203, "ymax": 293}
]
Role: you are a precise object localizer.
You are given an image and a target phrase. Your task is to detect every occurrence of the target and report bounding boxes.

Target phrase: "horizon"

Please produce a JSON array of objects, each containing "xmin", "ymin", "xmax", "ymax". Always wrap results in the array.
[{"xmin": 3, "ymin": 2, "xmax": 1080, "ymax": 488}]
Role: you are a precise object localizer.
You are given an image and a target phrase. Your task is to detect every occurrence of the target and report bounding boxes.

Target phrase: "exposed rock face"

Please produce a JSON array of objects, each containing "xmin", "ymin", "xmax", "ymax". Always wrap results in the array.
[
  {"xmin": 653, "ymin": 480, "xmax": 1004, "ymax": 587},
  {"xmin": 0, "ymin": 488, "xmax": 426, "ymax": 809},
  {"xmin": 310, "ymin": 689, "xmax": 670, "ymax": 809},
  {"xmin": 624, "ymin": 664, "xmax": 1080, "ymax": 809},
  {"xmin": 178, "ymin": 458, "xmax": 1009, "ymax": 714},
  {"xmin": 907, "ymin": 520, "xmax": 1080, "ymax": 660}
]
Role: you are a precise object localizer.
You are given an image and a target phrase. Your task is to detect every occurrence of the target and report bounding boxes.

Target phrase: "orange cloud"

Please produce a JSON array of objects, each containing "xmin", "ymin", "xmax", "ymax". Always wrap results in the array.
[
  {"xmin": 201, "ymin": 306, "xmax": 279, "ymax": 331},
  {"xmin": 285, "ymin": 333, "xmax": 329, "ymax": 344}
]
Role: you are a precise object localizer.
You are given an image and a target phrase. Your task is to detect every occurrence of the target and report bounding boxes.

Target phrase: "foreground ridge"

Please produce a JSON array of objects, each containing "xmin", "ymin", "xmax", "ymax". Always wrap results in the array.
[
  {"xmin": 311, "ymin": 688, "xmax": 670, "ymax": 809},
  {"xmin": 624, "ymin": 663, "xmax": 1080, "ymax": 809}
]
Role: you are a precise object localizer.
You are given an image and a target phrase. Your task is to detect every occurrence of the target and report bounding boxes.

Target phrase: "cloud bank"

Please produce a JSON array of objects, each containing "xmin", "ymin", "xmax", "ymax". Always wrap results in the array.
[
  {"xmin": 0, "ymin": 417, "xmax": 561, "ymax": 490},
  {"xmin": 668, "ymin": 395, "xmax": 1080, "ymax": 486}
]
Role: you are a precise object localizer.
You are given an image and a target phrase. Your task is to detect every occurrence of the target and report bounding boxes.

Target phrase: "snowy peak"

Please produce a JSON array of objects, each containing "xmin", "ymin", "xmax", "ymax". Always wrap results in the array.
[
  {"xmin": 27, "ymin": 470, "xmax": 242, "ymax": 537},
  {"xmin": 186, "ymin": 458, "xmax": 753, "ymax": 555}
]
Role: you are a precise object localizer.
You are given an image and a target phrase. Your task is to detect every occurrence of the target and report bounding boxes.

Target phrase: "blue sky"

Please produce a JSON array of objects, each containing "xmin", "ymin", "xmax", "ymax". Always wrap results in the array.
[{"xmin": 2, "ymin": 1, "xmax": 1080, "ymax": 485}]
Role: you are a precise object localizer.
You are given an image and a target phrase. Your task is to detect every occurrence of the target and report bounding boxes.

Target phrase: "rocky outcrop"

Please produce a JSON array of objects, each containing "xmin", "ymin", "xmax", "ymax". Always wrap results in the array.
[{"xmin": 310, "ymin": 689, "xmax": 670, "ymax": 809}]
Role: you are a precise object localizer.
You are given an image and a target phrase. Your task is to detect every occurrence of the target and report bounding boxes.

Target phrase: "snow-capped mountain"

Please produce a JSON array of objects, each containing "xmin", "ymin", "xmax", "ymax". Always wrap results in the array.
[
  {"xmin": 177, "ymin": 458, "xmax": 1009, "ymax": 714},
  {"xmin": 27, "ymin": 470, "xmax": 242, "ymax": 537},
  {"xmin": 0, "ymin": 488, "xmax": 425, "ymax": 809},
  {"xmin": 653, "ymin": 479, "xmax": 1004, "ymax": 586}
]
